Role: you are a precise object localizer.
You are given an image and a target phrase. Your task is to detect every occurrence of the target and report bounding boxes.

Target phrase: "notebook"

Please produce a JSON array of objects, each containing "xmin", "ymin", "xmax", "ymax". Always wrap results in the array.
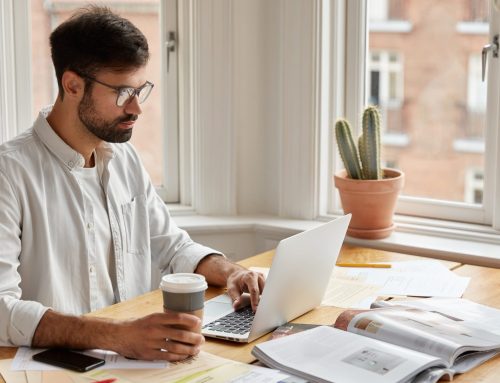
[{"xmin": 201, "ymin": 214, "xmax": 351, "ymax": 342}]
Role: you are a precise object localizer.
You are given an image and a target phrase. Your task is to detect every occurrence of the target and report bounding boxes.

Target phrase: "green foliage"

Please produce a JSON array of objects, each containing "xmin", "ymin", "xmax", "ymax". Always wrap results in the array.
[{"xmin": 335, "ymin": 106, "xmax": 383, "ymax": 180}]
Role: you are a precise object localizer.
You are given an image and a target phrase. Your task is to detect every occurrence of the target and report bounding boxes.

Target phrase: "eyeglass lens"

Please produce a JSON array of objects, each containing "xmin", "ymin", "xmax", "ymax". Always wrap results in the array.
[{"xmin": 117, "ymin": 83, "xmax": 153, "ymax": 107}]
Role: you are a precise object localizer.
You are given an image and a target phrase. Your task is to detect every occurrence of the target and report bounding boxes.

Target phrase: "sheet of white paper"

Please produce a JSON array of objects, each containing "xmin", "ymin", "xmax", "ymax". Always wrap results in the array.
[
  {"xmin": 333, "ymin": 261, "xmax": 470, "ymax": 298},
  {"xmin": 11, "ymin": 347, "xmax": 167, "ymax": 371},
  {"xmin": 0, "ymin": 359, "xmax": 27, "ymax": 383},
  {"xmin": 76, "ymin": 351, "xmax": 290, "ymax": 383},
  {"xmin": 391, "ymin": 260, "xmax": 452, "ymax": 274},
  {"xmin": 322, "ymin": 278, "xmax": 380, "ymax": 308}
]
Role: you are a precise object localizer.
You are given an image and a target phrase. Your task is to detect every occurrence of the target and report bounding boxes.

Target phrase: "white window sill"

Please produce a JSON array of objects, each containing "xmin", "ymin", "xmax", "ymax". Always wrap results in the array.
[
  {"xmin": 456, "ymin": 21, "xmax": 488, "ymax": 35},
  {"xmin": 167, "ymin": 210, "xmax": 500, "ymax": 268},
  {"xmin": 382, "ymin": 133, "xmax": 410, "ymax": 147},
  {"xmin": 369, "ymin": 21, "xmax": 413, "ymax": 33},
  {"xmin": 453, "ymin": 139, "xmax": 485, "ymax": 153}
]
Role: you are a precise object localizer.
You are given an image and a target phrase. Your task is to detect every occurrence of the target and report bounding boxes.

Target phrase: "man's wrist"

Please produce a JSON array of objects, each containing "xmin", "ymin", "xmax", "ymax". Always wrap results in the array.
[
  {"xmin": 195, "ymin": 254, "xmax": 243, "ymax": 287},
  {"xmin": 32, "ymin": 309, "xmax": 122, "ymax": 351}
]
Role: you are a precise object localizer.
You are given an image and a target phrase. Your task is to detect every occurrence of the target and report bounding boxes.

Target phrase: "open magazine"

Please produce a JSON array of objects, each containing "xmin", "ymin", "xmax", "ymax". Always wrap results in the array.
[{"xmin": 252, "ymin": 300, "xmax": 500, "ymax": 383}]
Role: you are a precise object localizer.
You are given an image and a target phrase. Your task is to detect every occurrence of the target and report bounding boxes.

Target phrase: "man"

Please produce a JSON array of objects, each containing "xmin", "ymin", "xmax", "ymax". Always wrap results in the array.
[{"xmin": 0, "ymin": 6, "xmax": 264, "ymax": 361}]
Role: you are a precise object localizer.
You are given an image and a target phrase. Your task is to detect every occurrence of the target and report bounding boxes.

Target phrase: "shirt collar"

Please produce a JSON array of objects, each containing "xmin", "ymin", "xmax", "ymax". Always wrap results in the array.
[{"xmin": 33, "ymin": 106, "xmax": 116, "ymax": 171}]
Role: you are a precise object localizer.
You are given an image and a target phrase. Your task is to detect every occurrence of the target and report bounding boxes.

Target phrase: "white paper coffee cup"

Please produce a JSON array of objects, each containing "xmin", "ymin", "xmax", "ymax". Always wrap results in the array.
[{"xmin": 160, "ymin": 273, "xmax": 207, "ymax": 331}]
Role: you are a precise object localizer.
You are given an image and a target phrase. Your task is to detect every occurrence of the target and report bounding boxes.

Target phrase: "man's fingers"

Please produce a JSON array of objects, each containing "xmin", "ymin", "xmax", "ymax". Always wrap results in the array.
[
  {"xmin": 161, "ymin": 327, "xmax": 205, "ymax": 346},
  {"xmin": 247, "ymin": 273, "xmax": 262, "ymax": 311},
  {"xmin": 116, "ymin": 313, "xmax": 206, "ymax": 363},
  {"xmin": 258, "ymin": 273, "xmax": 265, "ymax": 291},
  {"xmin": 143, "ymin": 348, "xmax": 194, "ymax": 362},
  {"xmin": 237, "ymin": 270, "xmax": 262, "ymax": 311},
  {"xmin": 226, "ymin": 269, "xmax": 266, "ymax": 310},
  {"xmin": 226, "ymin": 285, "xmax": 242, "ymax": 307},
  {"xmin": 149, "ymin": 312, "xmax": 201, "ymax": 330},
  {"xmin": 162, "ymin": 339, "xmax": 201, "ymax": 356}
]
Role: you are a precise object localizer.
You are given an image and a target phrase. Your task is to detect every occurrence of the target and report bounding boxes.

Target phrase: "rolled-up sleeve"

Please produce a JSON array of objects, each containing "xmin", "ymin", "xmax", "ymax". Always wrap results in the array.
[
  {"xmin": 146, "ymin": 183, "xmax": 224, "ymax": 276},
  {"xmin": 0, "ymin": 169, "xmax": 49, "ymax": 346}
]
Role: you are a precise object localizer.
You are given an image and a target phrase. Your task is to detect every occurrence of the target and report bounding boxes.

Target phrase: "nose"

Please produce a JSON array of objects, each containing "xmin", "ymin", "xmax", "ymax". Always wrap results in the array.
[{"xmin": 123, "ymin": 95, "xmax": 142, "ymax": 115}]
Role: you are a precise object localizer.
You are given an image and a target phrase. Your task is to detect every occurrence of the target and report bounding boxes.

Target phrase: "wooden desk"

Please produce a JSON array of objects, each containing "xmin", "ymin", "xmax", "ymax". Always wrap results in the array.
[{"xmin": 1, "ymin": 245, "xmax": 498, "ymax": 383}]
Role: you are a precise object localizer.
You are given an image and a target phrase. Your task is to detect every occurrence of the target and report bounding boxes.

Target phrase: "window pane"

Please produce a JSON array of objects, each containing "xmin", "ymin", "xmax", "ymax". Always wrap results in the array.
[
  {"xmin": 368, "ymin": 0, "xmax": 489, "ymax": 204},
  {"xmin": 31, "ymin": 0, "xmax": 164, "ymax": 186}
]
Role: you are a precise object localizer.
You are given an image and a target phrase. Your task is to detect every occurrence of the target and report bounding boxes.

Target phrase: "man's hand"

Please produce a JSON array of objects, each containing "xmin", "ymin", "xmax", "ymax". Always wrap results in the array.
[
  {"xmin": 32, "ymin": 310, "xmax": 204, "ymax": 362},
  {"xmin": 114, "ymin": 312, "xmax": 204, "ymax": 361},
  {"xmin": 195, "ymin": 254, "xmax": 266, "ymax": 312},
  {"xmin": 226, "ymin": 269, "xmax": 265, "ymax": 311}
]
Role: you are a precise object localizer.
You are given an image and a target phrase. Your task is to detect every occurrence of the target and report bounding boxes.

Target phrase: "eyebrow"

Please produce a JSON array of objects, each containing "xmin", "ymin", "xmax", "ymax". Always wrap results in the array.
[{"xmin": 115, "ymin": 81, "xmax": 149, "ymax": 89}]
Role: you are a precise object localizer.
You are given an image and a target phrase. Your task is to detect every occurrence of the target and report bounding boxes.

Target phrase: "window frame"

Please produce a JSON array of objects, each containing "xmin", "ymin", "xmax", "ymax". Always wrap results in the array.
[
  {"xmin": 0, "ymin": 0, "xmax": 32, "ymax": 143},
  {"xmin": 331, "ymin": 0, "xmax": 500, "ymax": 229},
  {"xmin": 160, "ymin": 0, "xmax": 181, "ymax": 203}
]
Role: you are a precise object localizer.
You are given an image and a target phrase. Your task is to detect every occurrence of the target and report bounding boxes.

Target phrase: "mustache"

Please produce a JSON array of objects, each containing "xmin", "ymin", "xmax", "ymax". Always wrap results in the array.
[
  {"xmin": 120, "ymin": 114, "xmax": 138, "ymax": 123},
  {"xmin": 112, "ymin": 114, "xmax": 138, "ymax": 126}
]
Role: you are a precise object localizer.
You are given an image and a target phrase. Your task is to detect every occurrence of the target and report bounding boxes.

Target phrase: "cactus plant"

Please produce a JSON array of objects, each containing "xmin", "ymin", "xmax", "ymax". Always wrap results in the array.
[{"xmin": 335, "ymin": 106, "xmax": 383, "ymax": 180}]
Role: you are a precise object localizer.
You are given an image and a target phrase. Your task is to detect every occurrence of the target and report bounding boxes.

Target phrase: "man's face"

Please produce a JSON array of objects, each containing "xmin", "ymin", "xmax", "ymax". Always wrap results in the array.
[{"xmin": 77, "ymin": 67, "xmax": 148, "ymax": 143}]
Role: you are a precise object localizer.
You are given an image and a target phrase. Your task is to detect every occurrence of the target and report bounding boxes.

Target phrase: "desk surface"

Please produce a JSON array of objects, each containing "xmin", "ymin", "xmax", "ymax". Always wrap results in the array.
[{"xmin": 2, "ymin": 244, "xmax": 500, "ymax": 382}]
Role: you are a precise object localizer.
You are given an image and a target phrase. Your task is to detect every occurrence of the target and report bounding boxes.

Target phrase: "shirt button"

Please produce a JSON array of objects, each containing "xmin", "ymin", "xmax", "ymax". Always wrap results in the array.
[
  {"xmin": 68, "ymin": 161, "xmax": 74, "ymax": 167},
  {"xmin": 89, "ymin": 265, "xmax": 95, "ymax": 273},
  {"xmin": 87, "ymin": 222, "xmax": 94, "ymax": 230}
]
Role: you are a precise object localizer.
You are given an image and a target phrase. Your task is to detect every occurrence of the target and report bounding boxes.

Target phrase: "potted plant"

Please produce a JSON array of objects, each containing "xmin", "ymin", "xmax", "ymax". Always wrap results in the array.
[{"xmin": 334, "ymin": 106, "xmax": 404, "ymax": 239}]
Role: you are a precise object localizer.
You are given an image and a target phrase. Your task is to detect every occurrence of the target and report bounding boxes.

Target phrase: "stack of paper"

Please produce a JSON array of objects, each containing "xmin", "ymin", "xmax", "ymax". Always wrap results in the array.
[
  {"xmin": 322, "ymin": 260, "xmax": 470, "ymax": 309},
  {"xmin": 0, "ymin": 350, "xmax": 293, "ymax": 383}
]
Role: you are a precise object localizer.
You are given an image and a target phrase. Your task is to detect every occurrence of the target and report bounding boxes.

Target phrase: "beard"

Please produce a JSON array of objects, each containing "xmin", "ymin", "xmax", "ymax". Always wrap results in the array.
[{"xmin": 78, "ymin": 91, "xmax": 138, "ymax": 143}]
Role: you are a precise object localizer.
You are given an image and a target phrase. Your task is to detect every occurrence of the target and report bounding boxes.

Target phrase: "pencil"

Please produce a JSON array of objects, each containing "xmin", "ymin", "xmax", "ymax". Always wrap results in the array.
[
  {"xmin": 336, "ymin": 263, "xmax": 392, "ymax": 268},
  {"xmin": 94, "ymin": 378, "xmax": 117, "ymax": 383}
]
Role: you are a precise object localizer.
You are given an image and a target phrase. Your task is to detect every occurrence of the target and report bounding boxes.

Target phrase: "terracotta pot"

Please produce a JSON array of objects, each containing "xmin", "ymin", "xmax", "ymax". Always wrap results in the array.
[{"xmin": 334, "ymin": 168, "xmax": 404, "ymax": 239}]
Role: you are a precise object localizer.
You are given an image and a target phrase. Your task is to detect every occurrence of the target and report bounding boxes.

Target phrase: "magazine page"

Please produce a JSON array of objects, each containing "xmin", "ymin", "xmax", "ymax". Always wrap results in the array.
[
  {"xmin": 252, "ymin": 326, "xmax": 444, "ymax": 383},
  {"xmin": 410, "ymin": 367, "xmax": 453, "ymax": 383},
  {"xmin": 342, "ymin": 307, "xmax": 500, "ymax": 368},
  {"xmin": 371, "ymin": 298, "xmax": 500, "ymax": 336},
  {"xmin": 270, "ymin": 323, "xmax": 319, "ymax": 340}
]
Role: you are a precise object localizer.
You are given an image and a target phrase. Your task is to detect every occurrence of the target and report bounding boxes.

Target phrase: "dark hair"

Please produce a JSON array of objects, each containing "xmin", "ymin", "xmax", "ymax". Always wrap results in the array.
[{"xmin": 50, "ymin": 5, "xmax": 149, "ymax": 98}]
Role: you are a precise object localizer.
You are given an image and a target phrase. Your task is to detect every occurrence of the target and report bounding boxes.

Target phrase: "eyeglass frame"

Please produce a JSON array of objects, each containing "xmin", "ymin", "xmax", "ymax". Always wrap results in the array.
[{"xmin": 77, "ymin": 73, "xmax": 154, "ymax": 107}]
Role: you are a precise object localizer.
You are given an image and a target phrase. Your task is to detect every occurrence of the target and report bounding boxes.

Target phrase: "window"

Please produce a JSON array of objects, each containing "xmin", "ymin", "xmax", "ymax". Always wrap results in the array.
[
  {"xmin": 368, "ymin": 0, "xmax": 412, "ymax": 33},
  {"xmin": 464, "ymin": 0, "xmax": 489, "ymax": 22},
  {"xmin": 369, "ymin": 0, "xmax": 406, "ymax": 21},
  {"xmin": 1, "ymin": 0, "xmax": 180, "ymax": 202},
  {"xmin": 465, "ymin": 168, "xmax": 484, "ymax": 204},
  {"xmin": 338, "ymin": 0, "xmax": 499, "ymax": 227},
  {"xmin": 367, "ymin": 50, "xmax": 404, "ymax": 139},
  {"xmin": 466, "ymin": 53, "xmax": 487, "ymax": 126}
]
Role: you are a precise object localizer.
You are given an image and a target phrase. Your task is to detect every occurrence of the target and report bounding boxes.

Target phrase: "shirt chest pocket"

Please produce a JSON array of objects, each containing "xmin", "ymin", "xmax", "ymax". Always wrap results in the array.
[{"xmin": 121, "ymin": 194, "xmax": 149, "ymax": 255}]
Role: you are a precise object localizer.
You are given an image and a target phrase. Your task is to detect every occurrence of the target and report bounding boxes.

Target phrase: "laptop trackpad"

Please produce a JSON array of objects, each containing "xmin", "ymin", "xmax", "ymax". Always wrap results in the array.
[{"xmin": 203, "ymin": 294, "xmax": 234, "ymax": 325}]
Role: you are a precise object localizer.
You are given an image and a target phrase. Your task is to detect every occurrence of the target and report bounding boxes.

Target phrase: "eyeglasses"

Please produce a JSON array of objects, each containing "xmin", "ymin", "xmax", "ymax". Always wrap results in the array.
[{"xmin": 79, "ymin": 74, "xmax": 154, "ymax": 107}]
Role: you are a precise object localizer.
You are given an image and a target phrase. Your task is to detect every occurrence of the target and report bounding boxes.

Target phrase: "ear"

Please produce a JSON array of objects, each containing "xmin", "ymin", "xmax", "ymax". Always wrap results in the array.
[{"xmin": 61, "ymin": 71, "xmax": 85, "ymax": 100}]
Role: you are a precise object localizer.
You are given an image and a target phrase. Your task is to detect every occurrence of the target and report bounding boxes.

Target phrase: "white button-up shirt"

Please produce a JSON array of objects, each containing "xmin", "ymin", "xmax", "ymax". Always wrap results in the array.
[{"xmin": 0, "ymin": 108, "xmax": 220, "ymax": 346}]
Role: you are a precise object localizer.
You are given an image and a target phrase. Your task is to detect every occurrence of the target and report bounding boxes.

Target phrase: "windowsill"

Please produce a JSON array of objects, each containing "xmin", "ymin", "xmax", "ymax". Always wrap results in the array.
[
  {"xmin": 382, "ymin": 132, "xmax": 410, "ymax": 147},
  {"xmin": 456, "ymin": 21, "xmax": 488, "ymax": 34},
  {"xmin": 369, "ymin": 21, "xmax": 413, "ymax": 33},
  {"xmin": 166, "ymin": 204, "xmax": 197, "ymax": 215},
  {"xmin": 453, "ymin": 139, "xmax": 485, "ymax": 153},
  {"xmin": 168, "ymin": 210, "xmax": 500, "ymax": 268}
]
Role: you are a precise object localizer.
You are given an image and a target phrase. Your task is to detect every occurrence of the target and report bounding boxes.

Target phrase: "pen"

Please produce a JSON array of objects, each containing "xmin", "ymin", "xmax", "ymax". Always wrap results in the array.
[
  {"xmin": 336, "ymin": 263, "xmax": 392, "ymax": 268},
  {"xmin": 94, "ymin": 379, "xmax": 117, "ymax": 383}
]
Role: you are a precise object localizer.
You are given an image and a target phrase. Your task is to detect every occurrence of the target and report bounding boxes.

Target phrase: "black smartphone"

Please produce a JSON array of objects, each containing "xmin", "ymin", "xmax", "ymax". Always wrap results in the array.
[{"xmin": 32, "ymin": 348, "xmax": 105, "ymax": 372}]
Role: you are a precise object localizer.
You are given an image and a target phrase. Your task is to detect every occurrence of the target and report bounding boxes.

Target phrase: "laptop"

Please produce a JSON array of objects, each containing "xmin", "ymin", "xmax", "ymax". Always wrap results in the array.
[{"xmin": 201, "ymin": 214, "xmax": 351, "ymax": 343}]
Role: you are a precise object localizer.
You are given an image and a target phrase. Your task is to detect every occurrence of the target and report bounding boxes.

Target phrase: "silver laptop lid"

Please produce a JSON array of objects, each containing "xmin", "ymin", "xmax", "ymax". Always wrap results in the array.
[{"xmin": 247, "ymin": 214, "xmax": 351, "ymax": 342}]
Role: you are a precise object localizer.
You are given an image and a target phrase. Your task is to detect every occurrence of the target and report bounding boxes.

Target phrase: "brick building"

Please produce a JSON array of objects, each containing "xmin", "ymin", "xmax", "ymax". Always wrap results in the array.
[{"xmin": 369, "ymin": 0, "xmax": 488, "ymax": 203}]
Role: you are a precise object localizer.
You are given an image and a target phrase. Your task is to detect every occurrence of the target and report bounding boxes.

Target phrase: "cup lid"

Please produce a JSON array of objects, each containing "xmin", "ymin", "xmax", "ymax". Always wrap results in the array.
[{"xmin": 160, "ymin": 273, "xmax": 208, "ymax": 293}]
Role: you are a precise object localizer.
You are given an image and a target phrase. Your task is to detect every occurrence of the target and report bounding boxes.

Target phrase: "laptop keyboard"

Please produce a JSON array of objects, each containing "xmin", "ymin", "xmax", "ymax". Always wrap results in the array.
[{"xmin": 202, "ymin": 306, "xmax": 254, "ymax": 335}]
